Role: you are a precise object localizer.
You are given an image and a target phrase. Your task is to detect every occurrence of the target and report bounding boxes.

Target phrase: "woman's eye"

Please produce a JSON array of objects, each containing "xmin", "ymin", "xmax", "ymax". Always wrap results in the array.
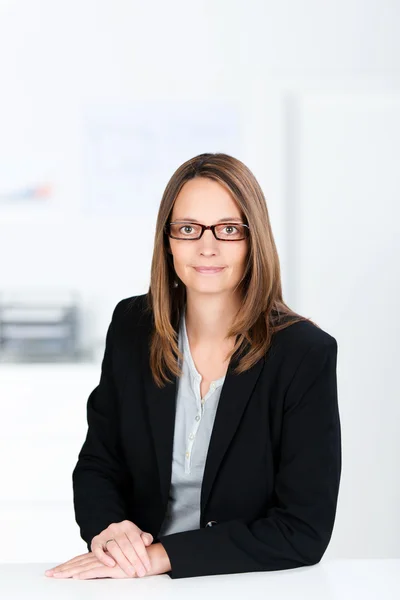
[
  {"xmin": 180, "ymin": 226, "xmax": 193, "ymax": 234},
  {"xmin": 223, "ymin": 225, "xmax": 237, "ymax": 234}
]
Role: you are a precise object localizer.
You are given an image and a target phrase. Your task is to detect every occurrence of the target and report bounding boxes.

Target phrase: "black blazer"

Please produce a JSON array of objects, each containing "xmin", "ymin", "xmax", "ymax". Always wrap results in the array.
[{"xmin": 72, "ymin": 293, "xmax": 341, "ymax": 579}]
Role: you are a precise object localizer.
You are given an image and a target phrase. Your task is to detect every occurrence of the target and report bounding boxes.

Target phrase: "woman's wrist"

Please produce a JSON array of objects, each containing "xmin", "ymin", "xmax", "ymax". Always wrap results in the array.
[{"xmin": 147, "ymin": 542, "xmax": 171, "ymax": 575}]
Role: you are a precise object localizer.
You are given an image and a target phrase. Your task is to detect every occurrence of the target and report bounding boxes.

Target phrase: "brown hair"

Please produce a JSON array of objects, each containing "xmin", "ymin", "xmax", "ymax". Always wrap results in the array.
[{"xmin": 143, "ymin": 152, "xmax": 318, "ymax": 388}]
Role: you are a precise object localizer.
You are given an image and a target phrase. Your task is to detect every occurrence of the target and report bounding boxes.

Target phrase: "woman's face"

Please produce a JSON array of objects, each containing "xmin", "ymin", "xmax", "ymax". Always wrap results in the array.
[{"xmin": 167, "ymin": 177, "xmax": 249, "ymax": 297}]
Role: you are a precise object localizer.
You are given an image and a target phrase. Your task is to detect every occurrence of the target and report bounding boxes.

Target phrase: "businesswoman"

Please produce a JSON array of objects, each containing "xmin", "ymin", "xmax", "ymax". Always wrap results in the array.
[{"xmin": 45, "ymin": 152, "xmax": 341, "ymax": 580}]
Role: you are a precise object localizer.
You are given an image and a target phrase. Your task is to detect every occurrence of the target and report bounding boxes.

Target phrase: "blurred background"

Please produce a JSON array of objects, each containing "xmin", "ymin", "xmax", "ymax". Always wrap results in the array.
[{"xmin": 0, "ymin": 0, "xmax": 398, "ymax": 563}]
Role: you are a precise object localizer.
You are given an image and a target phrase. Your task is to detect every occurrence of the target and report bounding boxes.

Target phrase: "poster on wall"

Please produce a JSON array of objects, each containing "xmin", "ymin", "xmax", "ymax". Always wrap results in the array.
[{"xmin": 82, "ymin": 100, "xmax": 242, "ymax": 217}]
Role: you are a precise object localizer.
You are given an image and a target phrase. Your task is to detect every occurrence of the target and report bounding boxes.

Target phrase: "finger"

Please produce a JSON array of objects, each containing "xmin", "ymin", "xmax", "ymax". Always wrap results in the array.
[
  {"xmin": 92, "ymin": 538, "xmax": 130, "ymax": 574},
  {"xmin": 125, "ymin": 531, "xmax": 152, "ymax": 572},
  {"xmin": 99, "ymin": 537, "xmax": 138, "ymax": 578},
  {"xmin": 46, "ymin": 552, "xmax": 90, "ymax": 572},
  {"xmin": 91, "ymin": 541, "xmax": 117, "ymax": 568},
  {"xmin": 141, "ymin": 532, "xmax": 153, "ymax": 545},
  {"xmin": 51, "ymin": 556, "xmax": 98, "ymax": 578},
  {"xmin": 90, "ymin": 532, "xmax": 116, "ymax": 566},
  {"xmin": 45, "ymin": 553, "xmax": 93, "ymax": 575},
  {"xmin": 73, "ymin": 564, "xmax": 126, "ymax": 580},
  {"xmin": 115, "ymin": 531, "xmax": 151, "ymax": 576}
]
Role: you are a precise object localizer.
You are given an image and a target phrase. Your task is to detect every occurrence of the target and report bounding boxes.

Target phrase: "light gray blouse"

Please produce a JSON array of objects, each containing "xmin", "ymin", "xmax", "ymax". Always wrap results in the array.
[{"xmin": 157, "ymin": 306, "xmax": 226, "ymax": 536}]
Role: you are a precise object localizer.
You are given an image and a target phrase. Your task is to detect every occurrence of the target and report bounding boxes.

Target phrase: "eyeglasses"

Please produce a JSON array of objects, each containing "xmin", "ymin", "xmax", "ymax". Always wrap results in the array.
[{"xmin": 164, "ymin": 222, "xmax": 250, "ymax": 241}]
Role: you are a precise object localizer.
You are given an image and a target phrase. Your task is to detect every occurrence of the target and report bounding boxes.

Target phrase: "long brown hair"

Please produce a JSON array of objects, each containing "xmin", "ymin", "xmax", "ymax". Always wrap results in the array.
[{"xmin": 143, "ymin": 152, "xmax": 318, "ymax": 388}]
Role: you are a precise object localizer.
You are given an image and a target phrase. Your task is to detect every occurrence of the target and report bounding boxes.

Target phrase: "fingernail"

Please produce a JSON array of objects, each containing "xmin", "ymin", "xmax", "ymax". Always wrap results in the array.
[{"xmin": 137, "ymin": 566, "xmax": 146, "ymax": 577}]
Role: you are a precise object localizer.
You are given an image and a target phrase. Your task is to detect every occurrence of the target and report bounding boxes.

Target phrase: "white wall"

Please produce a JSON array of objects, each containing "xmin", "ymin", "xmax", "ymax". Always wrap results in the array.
[{"xmin": 0, "ymin": 0, "xmax": 399, "ymax": 562}]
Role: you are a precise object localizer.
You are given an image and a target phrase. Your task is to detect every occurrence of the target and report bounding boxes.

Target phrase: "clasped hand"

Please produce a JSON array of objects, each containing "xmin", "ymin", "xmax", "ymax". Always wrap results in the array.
[
  {"xmin": 44, "ymin": 520, "xmax": 169, "ymax": 579},
  {"xmin": 46, "ymin": 549, "xmax": 143, "ymax": 579}
]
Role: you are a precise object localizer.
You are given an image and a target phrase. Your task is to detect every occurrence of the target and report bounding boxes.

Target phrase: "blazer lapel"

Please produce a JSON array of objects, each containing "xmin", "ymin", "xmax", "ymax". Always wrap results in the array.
[
  {"xmin": 141, "ymin": 322, "xmax": 265, "ymax": 517},
  {"xmin": 199, "ymin": 352, "xmax": 264, "ymax": 516}
]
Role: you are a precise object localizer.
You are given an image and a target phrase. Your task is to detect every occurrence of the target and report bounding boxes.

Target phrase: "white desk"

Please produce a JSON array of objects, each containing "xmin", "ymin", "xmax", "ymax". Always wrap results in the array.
[{"xmin": 0, "ymin": 560, "xmax": 399, "ymax": 599}]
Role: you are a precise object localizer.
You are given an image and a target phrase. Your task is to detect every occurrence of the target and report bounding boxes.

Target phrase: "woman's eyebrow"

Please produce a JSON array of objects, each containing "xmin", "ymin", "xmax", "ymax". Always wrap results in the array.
[{"xmin": 174, "ymin": 217, "xmax": 243, "ymax": 223}]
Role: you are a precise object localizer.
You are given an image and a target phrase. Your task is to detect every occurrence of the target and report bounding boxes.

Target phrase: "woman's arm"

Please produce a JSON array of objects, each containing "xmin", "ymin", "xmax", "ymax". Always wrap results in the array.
[
  {"xmin": 158, "ymin": 338, "xmax": 341, "ymax": 579},
  {"xmin": 72, "ymin": 301, "xmax": 131, "ymax": 550}
]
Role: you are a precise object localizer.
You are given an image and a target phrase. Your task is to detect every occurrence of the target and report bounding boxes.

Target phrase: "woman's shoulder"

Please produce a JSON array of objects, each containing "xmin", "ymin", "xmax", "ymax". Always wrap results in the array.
[
  {"xmin": 268, "ymin": 319, "xmax": 338, "ymax": 399},
  {"xmin": 110, "ymin": 293, "xmax": 152, "ymax": 335},
  {"xmin": 266, "ymin": 319, "xmax": 338, "ymax": 394},
  {"xmin": 103, "ymin": 294, "xmax": 152, "ymax": 363},
  {"xmin": 270, "ymin": 317, "xmax": 338, "ymax": 365},
  {"xmin": 113, "ymin": 293, "xmax": 149, "ymax": 318}
]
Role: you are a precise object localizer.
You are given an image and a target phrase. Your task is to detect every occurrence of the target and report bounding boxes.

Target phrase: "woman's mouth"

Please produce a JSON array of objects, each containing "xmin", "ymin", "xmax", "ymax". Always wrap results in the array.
[{"xmin": 193, "ymin": 267, "xmax": 225, "ymax": 274}]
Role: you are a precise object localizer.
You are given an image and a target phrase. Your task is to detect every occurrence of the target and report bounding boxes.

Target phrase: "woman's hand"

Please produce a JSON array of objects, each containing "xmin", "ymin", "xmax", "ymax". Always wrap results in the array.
[
  {"xmin": 90, "ymin": 520, "xmax": 154, "ymax": 577},
  {"xmin": 46, "ymin": 520, "xmax": 154, "ymax": 578},
  {"xmin": 44, "ymin": 543, "xmax": 170, "ymax": 579},
  {"xmin": 45, "ymin": 551, "xmax": 135, "ymax": 579}
]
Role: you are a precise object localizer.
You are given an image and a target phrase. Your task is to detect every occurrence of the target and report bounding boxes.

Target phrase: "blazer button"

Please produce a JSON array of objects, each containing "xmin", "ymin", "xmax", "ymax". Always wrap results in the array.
[{"xmin": 205, "ymin": 520, "xmax": 217, "ymax": 527}]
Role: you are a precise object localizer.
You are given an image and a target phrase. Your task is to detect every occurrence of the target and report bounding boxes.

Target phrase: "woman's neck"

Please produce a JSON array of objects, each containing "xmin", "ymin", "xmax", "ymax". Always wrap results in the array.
[{"xmin": 184, "ymin": 294, "xmax": 241, "ymax": 347}]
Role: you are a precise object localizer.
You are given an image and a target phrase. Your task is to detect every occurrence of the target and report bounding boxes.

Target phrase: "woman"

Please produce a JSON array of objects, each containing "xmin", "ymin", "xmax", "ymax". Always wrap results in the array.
[{"xmin": 45, "ymin": 152, "xmax": 341, "ymax": 580}]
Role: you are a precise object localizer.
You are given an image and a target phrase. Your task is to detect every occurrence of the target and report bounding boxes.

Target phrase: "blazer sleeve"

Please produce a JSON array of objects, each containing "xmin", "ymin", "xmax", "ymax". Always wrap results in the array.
[
  {"xmin": 158, "ymin": 337, "xmax": 342, "ymax": 579},
  {"xmin": 72, "ymin": 301, "xmax": 130, "ymax": 551}
]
